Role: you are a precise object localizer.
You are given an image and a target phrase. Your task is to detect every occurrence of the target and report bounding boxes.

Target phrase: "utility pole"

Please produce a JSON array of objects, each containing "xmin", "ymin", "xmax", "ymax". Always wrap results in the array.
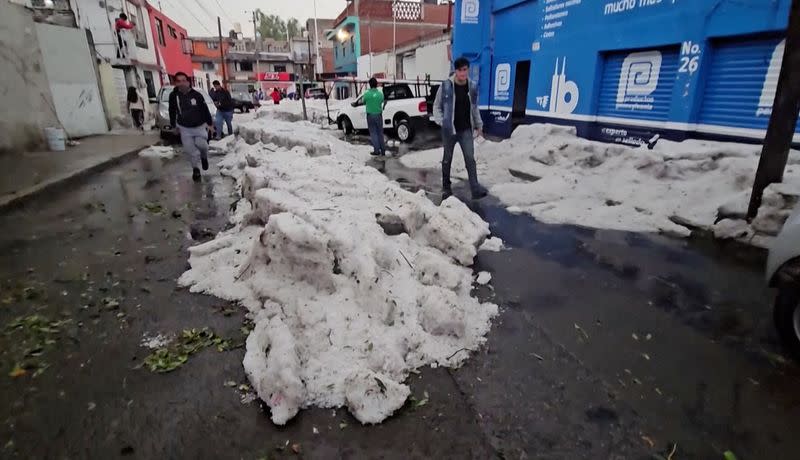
[
  {"xmin": 252, "ymin": 11, "xmax": 261, "ymax": 95},
  {"xmin": 392, "ymin": 0, "xmax": 397, "ymax": 78},
  {"xmin": 217, "ymin": 17, "xmax": 228, "ymax": 88},
  {"xmin": 313, "ymin": 0, "xmax": 321, "ymax": 73},
  {"xmin": 300, "ymin": 32, "xmax": 308, "ymax": 121},
  {"xmin": 748, "ymin": 0, "xmax": 800, "ymax": 219},
  {"xmin": 307, "ymin": 32, "xmax": 313, "ymax": 80}
]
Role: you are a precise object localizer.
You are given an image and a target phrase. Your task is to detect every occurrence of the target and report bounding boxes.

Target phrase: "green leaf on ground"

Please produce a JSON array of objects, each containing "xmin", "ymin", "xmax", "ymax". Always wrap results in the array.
[
  {"xmin": 142, "ymin": 327, "xmax": 235, "ymax": 374},
  {"xmin": 723, "ymin": 452, "xmax": 738, "ymax": 460},
  {"xmin": 139, "ymin": 202, "xmax": 164, "ymax": 214}
]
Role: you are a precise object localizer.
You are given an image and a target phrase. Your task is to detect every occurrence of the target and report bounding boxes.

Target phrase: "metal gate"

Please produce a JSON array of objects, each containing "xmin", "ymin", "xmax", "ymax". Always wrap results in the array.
[
  {"xmin": 699, "ymin": 37, "xmax": 800, "ymax": 133},
  {"xmin": 597, "ymin": 46, "xmax": 679, "ymax": 122}
]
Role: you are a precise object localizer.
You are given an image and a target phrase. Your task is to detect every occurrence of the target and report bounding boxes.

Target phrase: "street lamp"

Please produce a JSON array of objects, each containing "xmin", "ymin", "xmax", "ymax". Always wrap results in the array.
[{"xmin": 337, "ymin": 29, "xmax": 349, "ymax": 42}]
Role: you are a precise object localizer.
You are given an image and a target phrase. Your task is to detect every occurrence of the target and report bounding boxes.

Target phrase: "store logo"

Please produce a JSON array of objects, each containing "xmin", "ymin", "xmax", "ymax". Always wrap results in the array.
[
  {"xmin": 757, "ymin": 39, "xmax": 785, "ymax": 117},
  {"xmin": 536, "ymin": 96, "xmax": 549, "ymax": 109},
  {"xmin": 461, "ymin": 0, "xmax": 479, "ymax": 24},
  {"xmin": 491, "ymin": 111, "xmax": 510, "ymax": 123},
  {"xmin": 547, "ymin": 57, "xmax": 579, "ymax": 114},
  {"xmin": 494, "ymin": 63, "xmax": 510, "ymax": 101},
  {"xmin": 616, "ymin": 50, "xmax": 662, "ymax": 111}
]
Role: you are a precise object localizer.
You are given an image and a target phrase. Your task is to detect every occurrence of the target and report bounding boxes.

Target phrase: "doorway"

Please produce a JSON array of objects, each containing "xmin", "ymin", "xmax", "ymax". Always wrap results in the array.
[{"xmin": 512, "ymin": 60, "xmax": 531, "ymax": 125}]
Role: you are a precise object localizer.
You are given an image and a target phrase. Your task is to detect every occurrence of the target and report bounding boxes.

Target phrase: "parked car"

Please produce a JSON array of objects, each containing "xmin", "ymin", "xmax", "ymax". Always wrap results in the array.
[
  {"xmin": 232, "ymin": 91, "xmax": 257, "ymax": 113},
  {"xmin": 336, "ymin": 83, "xmax": 432, "ymax": 143},
  {"xmin": 305, "ymin": 88, "xmax": 327, "ymax": 99},
  {"xmin": 156, "ymin": 85, "xmax": 216, "ymax": 140},
  {"xmin": 766, "ymin": 201, "xmax": 800, "ymax": 360}
]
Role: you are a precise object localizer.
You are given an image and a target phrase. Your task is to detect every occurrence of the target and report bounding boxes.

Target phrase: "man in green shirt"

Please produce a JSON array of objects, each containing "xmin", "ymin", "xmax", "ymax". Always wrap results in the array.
[{"xmin": 364, "ymin": 77, "xmax": 385, "ymax": 156}]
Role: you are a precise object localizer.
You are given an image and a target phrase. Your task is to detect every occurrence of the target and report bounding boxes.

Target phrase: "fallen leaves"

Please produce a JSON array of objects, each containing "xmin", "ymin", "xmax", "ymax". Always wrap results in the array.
[
  {"xmin": 139, "ymin": 202, "xmax": 164, "ymax": 214},
  {"xmin": 5, "ymin": 314, "xmax": 71, "ymax": 379},
  {"xmin": 8, "ymin": 366, "xmax": 26, "ymax": 378},
  {"xmin": 143, "ymin": 328, "xmax": 232, "ymax": 373},
  {"xmin": 409, "ymin": 391, "xmax": 429, "ymax": 409}
]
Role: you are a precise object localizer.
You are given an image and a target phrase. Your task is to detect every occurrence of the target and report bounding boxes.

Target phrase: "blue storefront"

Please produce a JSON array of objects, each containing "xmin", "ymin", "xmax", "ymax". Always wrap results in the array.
[{"xmin": 452, "ymin": 0, "xmax": 798, "ymax": 145}]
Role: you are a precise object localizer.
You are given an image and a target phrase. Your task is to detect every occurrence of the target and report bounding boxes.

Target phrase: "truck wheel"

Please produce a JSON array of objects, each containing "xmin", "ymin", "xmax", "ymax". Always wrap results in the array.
[
  {"xmin": 340, "ymin": 116, "xmax": 354, "ymax": 135},
  {"xmin": 774, "ymin": 285, "xmax": 800, "ymax": 361},
  {"xmin": 396, "ymin": 119, "xmax": 415, "ymax": 143}
]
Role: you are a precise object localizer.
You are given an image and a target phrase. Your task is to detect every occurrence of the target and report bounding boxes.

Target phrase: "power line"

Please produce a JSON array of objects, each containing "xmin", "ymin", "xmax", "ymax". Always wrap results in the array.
[
  {"xmin": 167, "ymin": 0, "xmax": 215, "ymax": 35},
  {"xmin": 192, "ymin": 0, "xmax": 219, "ymax": 26},
  {"xmin": 209, "ymin": 0, "xmax": 235, "ymax": 25}
]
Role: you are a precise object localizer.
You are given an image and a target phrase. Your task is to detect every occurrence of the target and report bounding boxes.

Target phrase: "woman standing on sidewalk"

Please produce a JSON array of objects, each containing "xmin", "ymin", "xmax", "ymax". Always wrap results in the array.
[{"xmin": 127, "ymin": 87, "xmax": 145, "ymax": 132}]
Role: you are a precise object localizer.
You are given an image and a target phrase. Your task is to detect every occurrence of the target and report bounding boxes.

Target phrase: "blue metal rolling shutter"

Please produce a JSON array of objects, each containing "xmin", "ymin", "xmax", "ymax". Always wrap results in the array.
[
  {"xmin": 699, "ymin": 37, "xmax": 800, "ymax": 133},
  {"xmin": 597, "ymin": 47, "xmax": 679, "ymax": 122}
]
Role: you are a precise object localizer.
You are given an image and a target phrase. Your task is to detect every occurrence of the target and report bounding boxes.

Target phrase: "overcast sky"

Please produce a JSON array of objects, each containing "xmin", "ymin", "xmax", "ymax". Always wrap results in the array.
[{"xmin": 157, "ymin": 0, "xmax": 348, "ymax": 37}]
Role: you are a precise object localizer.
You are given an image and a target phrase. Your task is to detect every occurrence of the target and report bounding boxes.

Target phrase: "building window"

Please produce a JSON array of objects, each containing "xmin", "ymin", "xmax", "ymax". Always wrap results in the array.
[
  {"xmin": 239, "ymin": 61, "xmax": 253, "ymax": 72},
  {"xmin": 126, "ymin": 2, "xmax": 148, "ymax": 48},
  {"xmin": 167, "ymin": 25, "xmax": 177, "ymax": 39},
  {"xmin": 335, "ymin": 46, "xmax": 338, "ymax": 58},
  {"xmin": 202, "ymin": 62, "xmax": 216, "ymax": 70},
  {"xmin": 154, "ymin": 18, "xmax": 165, "ymax": 46},
  {"xmin": 274, "ymin": 65, "xmax": 286, "ymax": 72},
  {"xmin": 143, "ymin": 71, "xmax": 156, "ymax": 99},
  {"xmin": 207, "ymin": 41, "xmax": 219, "ymax": 49},
  {"xmin": 180, "ymin": 34, "xmax": 193, "ymax": 54},
  {"xmin": 350, "ymin": 36, "xmax": 354, "ymax": 54}
]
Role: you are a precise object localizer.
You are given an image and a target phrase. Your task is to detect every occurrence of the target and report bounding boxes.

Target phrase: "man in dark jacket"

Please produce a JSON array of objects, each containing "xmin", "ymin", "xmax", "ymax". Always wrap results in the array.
[
  {"xmin": 169, "ymin": 72, "xmax": 213, "ymax": 181},
  {"xmin": 210, "ymin": 80, "xmax": 235, "ymax": 140},
  {"xmin": 432, "ymin": 56, "xmax": 488, "ymax": 200}
]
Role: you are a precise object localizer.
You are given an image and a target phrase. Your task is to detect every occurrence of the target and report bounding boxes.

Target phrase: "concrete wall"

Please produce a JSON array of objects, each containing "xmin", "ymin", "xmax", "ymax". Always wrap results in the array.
[
  {"xmin": 0, "ymin": 1, "xmax": 61, "ymax": 152},
  {"xmin": 358, "ymin": 52, "xmax": 396, "ymax": 79},
  {"xmin": 407, "ymin": 40, "xmax": 450, "ymax": 80},
  {"xmin": 98, "ymin": 62, "xmax": 126, "ymax": 123},
  {"xmin": 36, "ymin": 22, "xmax": 108, "ymax": 137}
]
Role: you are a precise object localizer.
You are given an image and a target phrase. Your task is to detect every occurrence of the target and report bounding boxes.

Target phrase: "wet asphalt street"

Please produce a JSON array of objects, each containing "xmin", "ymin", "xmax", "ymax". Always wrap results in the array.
[{"xmin": 0, "ymin": 129, "xmax": 799, "ymax": 460}]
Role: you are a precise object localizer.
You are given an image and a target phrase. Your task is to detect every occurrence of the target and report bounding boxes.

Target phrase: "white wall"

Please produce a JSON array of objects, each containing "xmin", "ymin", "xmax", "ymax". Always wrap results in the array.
[
  {"xmin": 0, "ymin": 1, "xmax": 61, "ymax": 152},
  {"xmin": 36, "ymin": 22, "xmax": 108, "ymax": 137},
  {"xmin": 357, "ymin": 53, "xmax": 396, "ymax": 79},
  {"xmin": 408, "ymin": 40, "xmax": 450, "ymax": 81},
  {"xmin": 193, "ymin": 69, "xmax": 223, "ymax": 91}
]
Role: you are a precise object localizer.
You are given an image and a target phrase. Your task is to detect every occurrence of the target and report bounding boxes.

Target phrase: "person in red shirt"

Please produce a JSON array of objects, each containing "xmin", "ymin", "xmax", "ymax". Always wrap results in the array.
[
  {"xmin": 270, "ymin": 88, "xmax": 281, "ymax": 105},
  {"xmin": 114, "ymin": 13, "xmax": 135, "ymax": 58}
]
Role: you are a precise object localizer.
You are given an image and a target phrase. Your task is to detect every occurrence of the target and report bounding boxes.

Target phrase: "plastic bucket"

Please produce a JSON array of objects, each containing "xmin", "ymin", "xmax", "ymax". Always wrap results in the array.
[{"xmin": 45, "ymin": 127, "xmax": 66, "ymax": 151}]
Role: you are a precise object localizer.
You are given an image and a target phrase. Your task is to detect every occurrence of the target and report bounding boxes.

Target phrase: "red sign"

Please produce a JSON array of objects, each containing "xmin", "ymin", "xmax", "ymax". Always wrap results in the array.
[{"xmin": 257, "ymin": 72, "xmax": 292, "ymax": 81}]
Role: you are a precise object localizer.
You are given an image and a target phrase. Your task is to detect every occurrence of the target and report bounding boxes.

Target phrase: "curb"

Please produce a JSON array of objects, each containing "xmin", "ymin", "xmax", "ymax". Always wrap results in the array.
[{"xmin": 0, "ymin": 145, "xmax": 151, "ymax": 213}]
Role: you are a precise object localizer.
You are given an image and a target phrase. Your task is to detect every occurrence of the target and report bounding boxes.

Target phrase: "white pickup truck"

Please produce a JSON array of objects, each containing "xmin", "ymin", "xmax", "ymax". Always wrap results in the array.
[{"xmin": 336, "ymin": 83, "xmax": 438, "ymax": 143}]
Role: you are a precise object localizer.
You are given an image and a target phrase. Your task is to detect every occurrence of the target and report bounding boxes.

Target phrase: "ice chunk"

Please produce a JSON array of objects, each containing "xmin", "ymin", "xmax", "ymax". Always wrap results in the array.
[
  {"xmin": 244, "ymin": 315, "xmax": 306, "ymax": 425},
  {"xmin": 476, "ymin": 271, "xmax": 492, "ymax": 285},
  {"xmin": 344, "ymin": 370, "xmax": 410, "ymax": 424}
]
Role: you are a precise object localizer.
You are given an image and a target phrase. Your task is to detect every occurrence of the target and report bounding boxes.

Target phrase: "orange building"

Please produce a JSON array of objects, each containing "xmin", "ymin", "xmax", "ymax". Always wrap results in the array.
[{"xmin": 190, "ymin": 36, "xmax": 231, "ymax": 90}]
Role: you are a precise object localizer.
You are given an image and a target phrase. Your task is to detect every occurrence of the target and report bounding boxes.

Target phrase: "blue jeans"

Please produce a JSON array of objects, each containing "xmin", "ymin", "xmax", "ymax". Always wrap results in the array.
[
  {"xmin": 442, "ymin": 129, "xmax": 481, "ymax": 193},
  {"xmin": 367, "ymin": 113, "xmax": 385, "ymax": 154},
  {"xmin": 214, "ymin": 110, "xmax": 234, "ymax": 138}
]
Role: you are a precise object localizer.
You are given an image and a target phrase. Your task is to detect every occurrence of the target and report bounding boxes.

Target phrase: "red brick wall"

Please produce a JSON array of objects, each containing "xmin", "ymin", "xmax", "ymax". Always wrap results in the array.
[
  {"xmin": 335, "ymin": 0, "xmax": 450, "ymax": 26},
  {"xmin": 359, "ymin": 23, "xmax": 444, "ymax": 54},
  {"xmin": 321, "ymin": 48, "xmax": 334, "ymax": 74}
]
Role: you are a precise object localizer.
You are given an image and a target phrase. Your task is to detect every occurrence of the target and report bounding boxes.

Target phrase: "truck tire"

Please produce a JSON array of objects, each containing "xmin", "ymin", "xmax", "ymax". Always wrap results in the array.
[
  {"xmin": 774, "ymin": 284, "xmax": 800, "ymax": 361},
  {"xmin": 340, "ymin": 116, "xmax": 354, "ymax": 135},
  {"xmin": 396, "ymin": 118, "xmax": 415, "ymax": 143}
]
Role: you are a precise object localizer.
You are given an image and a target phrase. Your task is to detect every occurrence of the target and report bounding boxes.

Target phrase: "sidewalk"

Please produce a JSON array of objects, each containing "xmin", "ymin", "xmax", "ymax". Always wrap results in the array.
[{"xmin": 0, "ymin": 131, "xmax": 158, "ymax": 211}]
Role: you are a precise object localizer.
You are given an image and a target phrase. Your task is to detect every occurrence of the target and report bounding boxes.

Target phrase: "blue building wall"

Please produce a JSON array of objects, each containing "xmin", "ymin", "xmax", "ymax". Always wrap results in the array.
[
  {"xmin": 453, "ymin": 0, "xmax": 796, "ymax": 145},
  {"xmin": 330, "ymin": 17, "xmax": 362, "ymax": 75}
]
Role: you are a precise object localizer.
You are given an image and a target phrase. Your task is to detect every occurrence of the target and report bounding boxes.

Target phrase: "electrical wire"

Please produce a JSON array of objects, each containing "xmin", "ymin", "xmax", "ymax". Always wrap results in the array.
[
  {"xmin": 164, "ymin": 0, "xmax": 215, "ymax": 36},
  {"xmin": 209, "ymin": 0, "xmax": 235, "ymax": 25}
]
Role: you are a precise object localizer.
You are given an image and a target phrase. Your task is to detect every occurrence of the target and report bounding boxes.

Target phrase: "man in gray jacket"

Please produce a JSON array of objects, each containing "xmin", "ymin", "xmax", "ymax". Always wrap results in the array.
[{"xmin": 432, "ymin": 56, "xmax": 488, "ymax": 200}]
